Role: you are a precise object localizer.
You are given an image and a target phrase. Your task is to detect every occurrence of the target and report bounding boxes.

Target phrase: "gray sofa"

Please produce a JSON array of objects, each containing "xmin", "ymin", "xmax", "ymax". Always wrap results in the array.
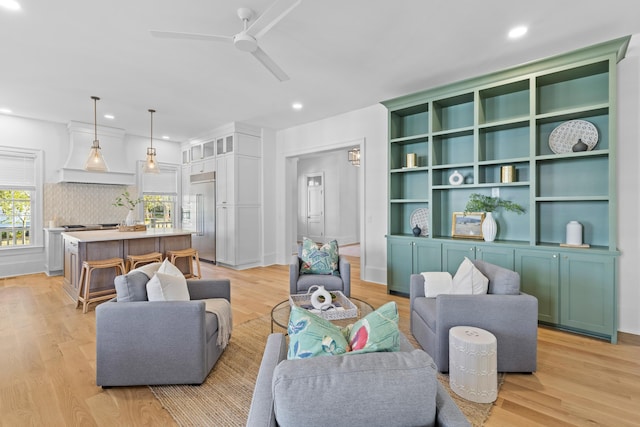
[
  {"xmin": 96, "ymin": 271, "xmax": 231, "ymax": 387},
  {"xmin": 289, "ymin": 244, "xmax": 351, "ymax": 296},
  {"xmin": 410, "ymin": 260, "xmax": 538, "ymax": 373},
  {"xmin": 246, "ymin": 333, "xmax": 470, "ymax": 427}
]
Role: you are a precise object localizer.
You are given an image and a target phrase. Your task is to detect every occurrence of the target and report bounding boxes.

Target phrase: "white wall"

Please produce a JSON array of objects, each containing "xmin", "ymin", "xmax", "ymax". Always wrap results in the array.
[
  {"xmin": 275, "ymin": 104, "xmax": 388, "ymax": 284},
  {"xmin": 617, "ymin": 34, "xmax": 640, "ymax": 335}
]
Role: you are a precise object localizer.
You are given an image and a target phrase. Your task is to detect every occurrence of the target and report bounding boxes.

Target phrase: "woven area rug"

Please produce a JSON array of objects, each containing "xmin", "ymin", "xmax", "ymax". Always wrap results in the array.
[{"xmin": 150, "ymin": 314, "xmax": 503, "ymax": 426}]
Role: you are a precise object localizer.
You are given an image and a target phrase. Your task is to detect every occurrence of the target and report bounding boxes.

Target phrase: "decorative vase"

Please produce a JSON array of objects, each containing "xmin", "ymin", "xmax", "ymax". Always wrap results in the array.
[
  {"xmin": 125, "ymin": 209, "xmax": 136, "ymax": 226},
  {"xmin": 308, "ymin": 285, "xmax": 332, "ymax": 310},
  {"xmin": 566, "ymin": 221, "xmax": 583, "ymax": 245},
  {"xmin": 482, "ymin": 212, "xmax": 497, "ymax": 242},
  {"xmin": 412, "ymin": 224, "xmax": 421, "ymax": 237},
  {"xmin": 572, "ymin": 138, "xmax": 588, "ymax": 152}
]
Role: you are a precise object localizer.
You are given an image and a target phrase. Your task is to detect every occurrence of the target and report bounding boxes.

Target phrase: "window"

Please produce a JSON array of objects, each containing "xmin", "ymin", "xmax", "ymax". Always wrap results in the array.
[
  {"xmin": 138, "ymin": 161, "xmax": 178, "ymax": 229},
  {"xmin": 0, "ymin": 146, "xmax": 42, "ymax": 249},
  {"xmin": 143, "ymin": 194, "xmax": 176, "ymax": 229}
]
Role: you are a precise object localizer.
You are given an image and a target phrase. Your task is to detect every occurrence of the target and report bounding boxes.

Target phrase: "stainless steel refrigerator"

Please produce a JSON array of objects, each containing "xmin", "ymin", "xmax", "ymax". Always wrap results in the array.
[{"xmin": 182, "ymin": 172, "xmax": 216, "ymax": 262}]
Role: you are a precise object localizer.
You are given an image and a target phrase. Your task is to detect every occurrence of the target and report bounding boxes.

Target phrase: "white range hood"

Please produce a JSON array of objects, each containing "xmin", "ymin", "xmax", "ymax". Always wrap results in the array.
[{"xmin": 57, "ymin": 121, "xmax": 135, "ymax": 185}]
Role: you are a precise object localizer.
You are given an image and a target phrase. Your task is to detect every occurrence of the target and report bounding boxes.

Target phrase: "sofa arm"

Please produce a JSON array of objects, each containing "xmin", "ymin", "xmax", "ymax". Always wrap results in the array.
[
  {"xmin": 289, "ymin": 255, "xmax": 301, "ymax": 294},
  {"xmin": 246, "ymin": 333, "xmax": 287, "ymax": 427},
  {"xmin": 410, "ymin": 274, "xmax": 426, "ymax": 308},
  {"xmin": 187, "ymin": 279, "xmax": 231, "ymax": 301},
  {"xmin": 435, "ymin": 381, "xmax": 472, "ymax": 427},
  {"xmin": 338, "ymin": 256, "xmax": 351, "ymax": 296},
  {"xmin": 96, "ymin": 300, "xmax": 208, "ymax": 386}
]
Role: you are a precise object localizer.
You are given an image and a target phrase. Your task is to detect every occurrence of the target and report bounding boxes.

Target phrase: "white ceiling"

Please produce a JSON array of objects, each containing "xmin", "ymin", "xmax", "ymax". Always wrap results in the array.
[{"xmin": 1, "ymin": 0, "xmax": 639, "ymax": 142}]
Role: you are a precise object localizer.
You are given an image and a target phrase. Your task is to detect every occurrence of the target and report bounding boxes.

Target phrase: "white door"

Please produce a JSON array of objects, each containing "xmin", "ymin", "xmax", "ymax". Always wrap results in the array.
[{"xmin": 306, "ymin": 173, "xmax": 324, "ymax": 239}]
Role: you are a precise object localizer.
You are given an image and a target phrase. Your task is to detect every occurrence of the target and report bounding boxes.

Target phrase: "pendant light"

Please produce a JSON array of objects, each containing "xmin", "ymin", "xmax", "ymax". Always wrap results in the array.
[
  {"xmin": 142, "ymin": 108, "xmax": 160, "ymax": 174},
  {"xmin": 84, "ymin": 96, "xmax": 108, "ymax": 172},
  {"xmin": 348, "ymin": 148, "xmax": 360, "ymax": 167}
]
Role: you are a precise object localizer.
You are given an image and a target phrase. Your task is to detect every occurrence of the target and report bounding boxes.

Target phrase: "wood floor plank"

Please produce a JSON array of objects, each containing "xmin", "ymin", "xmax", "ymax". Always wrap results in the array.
[{"xmin": 1, "ymin": 257, "xmax": 639, "ymax": 426}]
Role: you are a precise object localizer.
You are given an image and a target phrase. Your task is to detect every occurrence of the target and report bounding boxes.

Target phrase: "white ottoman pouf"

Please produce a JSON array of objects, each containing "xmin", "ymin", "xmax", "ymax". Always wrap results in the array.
[{"xmin": 449, "ymin": 326, "xmax": 497, "ymax": 403}]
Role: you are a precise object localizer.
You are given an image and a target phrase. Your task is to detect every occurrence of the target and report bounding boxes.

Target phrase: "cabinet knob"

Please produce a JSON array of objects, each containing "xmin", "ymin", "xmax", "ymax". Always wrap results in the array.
[
  {"xmin": 469, "ymin": 248, "xmax": 474, "ymax": 251},
  {"xmin": 552, "ymin": 254, "xmax": 557, "ymax": 258}
]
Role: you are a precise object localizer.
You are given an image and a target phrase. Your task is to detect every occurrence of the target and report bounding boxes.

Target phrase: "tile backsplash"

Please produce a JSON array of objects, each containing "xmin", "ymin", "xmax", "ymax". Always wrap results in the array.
[{"xmin": 44, "ymin": 183, "xmax": 138, "ymax": 226}]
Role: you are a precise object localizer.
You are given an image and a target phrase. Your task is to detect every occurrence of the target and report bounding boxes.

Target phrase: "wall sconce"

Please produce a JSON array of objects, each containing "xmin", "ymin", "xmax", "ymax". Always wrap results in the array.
[{"xmin": 348, "ymin": 148, "xmax": 360, "ymax": 167}]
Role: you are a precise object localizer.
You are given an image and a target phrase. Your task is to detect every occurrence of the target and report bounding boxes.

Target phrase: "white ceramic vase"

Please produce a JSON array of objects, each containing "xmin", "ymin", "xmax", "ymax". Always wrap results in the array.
[
  {"xmin": 482, "ymin": 212, "xmax": 497, "ymax": 242},
  {"xmin": 308, "ymin": 285, "xmax": 332, "ymax": 310},
  {"xmin": 125, "ymin": 209, "xmax": 136, "ymax": 226}
]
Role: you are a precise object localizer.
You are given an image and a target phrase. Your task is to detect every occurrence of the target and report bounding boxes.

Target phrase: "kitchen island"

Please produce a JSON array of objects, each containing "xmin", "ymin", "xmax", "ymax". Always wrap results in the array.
[{"xmin": 61, "ymin": 228, "xmax": 193, "ymax": 302}]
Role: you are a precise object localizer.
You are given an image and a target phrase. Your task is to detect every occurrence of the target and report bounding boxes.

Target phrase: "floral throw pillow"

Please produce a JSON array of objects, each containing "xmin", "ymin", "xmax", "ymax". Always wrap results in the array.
[{"xmin": 299, "ymin": 237, "xmax": 340, "ymax": 275}]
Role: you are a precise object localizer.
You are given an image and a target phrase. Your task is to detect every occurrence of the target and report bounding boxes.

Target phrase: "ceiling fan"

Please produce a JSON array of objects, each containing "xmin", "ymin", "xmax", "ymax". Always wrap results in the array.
[{"xmin": 150, "ymin": 0, "xmax": 301, "ymax": 82}]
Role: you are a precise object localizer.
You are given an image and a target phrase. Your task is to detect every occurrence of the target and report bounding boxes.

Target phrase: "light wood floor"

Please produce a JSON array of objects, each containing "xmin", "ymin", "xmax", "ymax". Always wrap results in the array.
[{"xmin": 1, "ymin": 257, "xmax": 639, "ymax": 426}]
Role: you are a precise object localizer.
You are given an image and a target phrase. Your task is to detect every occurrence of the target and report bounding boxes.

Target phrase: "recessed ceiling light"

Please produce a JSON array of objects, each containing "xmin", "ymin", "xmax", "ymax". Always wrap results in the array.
[
  {"xmin": 508, "ymin": 26, "xmax": 528, "ymax": 39},
  {"xmin": 162, "ymin": 135, "xmax": 170, "ymax": 140},
  {"xmin": 104, "ymin": 114, "xmax": 115, "ymax": 120},
  {"xmin": 292, "ymin": 102, "xmax": 303, "ymax": 110},
  {"xmin": 0, "ymin": 108, "xmax": 12, "ymax": 114},
  {"xmin": 0, "ymin": 0, "xmax": 21, "ymax": 11}
]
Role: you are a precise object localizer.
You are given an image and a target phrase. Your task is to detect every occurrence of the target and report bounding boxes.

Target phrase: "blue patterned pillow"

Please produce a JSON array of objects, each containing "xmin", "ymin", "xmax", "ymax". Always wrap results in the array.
[
  {"xmin": 299, "ymin": 237, "xmax": 340, "ymax": 275},
  {"xmin": 346, "ymin": 301, "xmax": 400, "ymax": 354}
]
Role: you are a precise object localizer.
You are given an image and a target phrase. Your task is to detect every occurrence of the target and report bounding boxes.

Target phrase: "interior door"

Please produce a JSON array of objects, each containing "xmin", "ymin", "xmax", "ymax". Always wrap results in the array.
[{"xmin": 306, "ymin": 173, "xmax": 324, "ymax": 240}]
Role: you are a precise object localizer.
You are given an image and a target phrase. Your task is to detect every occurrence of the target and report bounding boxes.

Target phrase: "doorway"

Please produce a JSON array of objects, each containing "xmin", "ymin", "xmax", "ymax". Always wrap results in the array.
[{"xmin": 305, "ymin": 173, "xmax": 324, "ymax": 240}]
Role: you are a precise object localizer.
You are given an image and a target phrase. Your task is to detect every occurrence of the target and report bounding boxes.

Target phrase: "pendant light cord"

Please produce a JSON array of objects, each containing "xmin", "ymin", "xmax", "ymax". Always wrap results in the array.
[
  {"xmin": 91, "ymin": 96, "xmax": 100, "ymax": 143},
  {"xmin": 149, "ymin": 109, "xmax": 155, "ymax": 149}
]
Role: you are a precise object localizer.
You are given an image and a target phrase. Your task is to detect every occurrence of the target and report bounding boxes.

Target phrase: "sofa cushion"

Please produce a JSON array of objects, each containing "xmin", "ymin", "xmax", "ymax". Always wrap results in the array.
[
  {"xmin": 295, "ymin": 274, "xmax": 344, "ymax": 292},
  {"xmin": 413, "ymin": 297, "xmax": 437, "ymax": 330},
  {"xmin": 114, "ymin": 271, "xmax": 150, "ymax": 302},
  {"xmin": 299, "ymin": 238, "xmax": 339, "ymax": 275},
  {"xmin": 472, "ymin": 259, "xmax": 521, "ymax": 294},
  {"xmin": 146, "ymin": 272, "xmax": 190, "ymax": 301},
  {"xmin": 287, "ymin": 305, "xmax": 349, "ymax": 359},
  {"xmin": 452, "ymin": 257, "xmax": 489, "ymax": 295},
  {"xmin": 272, "ymin": 349, "xmax": 438, "ymax": 427}
]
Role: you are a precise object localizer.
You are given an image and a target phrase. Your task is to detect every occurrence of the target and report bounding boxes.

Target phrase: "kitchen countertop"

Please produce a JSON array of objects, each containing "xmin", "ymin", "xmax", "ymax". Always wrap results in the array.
[{"xmin": 61, "ymin": 228, "xmax": 192, "ymax": 242}]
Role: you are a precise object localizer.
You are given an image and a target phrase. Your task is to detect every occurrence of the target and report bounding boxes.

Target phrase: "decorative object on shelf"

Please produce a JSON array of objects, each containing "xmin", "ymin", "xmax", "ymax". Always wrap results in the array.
[
  {"xmin": 307, "ymin": 285, "xmax": 334, "ymax": 310},
  {"xmin": 143, "ymin": 108, "xmax": 160, "ymax": 174},
  {"xmin": 572, "ymin": 138, "xmax": 589, "ymax": 152},
  {"xmin": 348, "ymin": 148, "xmax": 360, "ymax": 166},
  {"xmin": 464, "ymin": 193, "xmax": 525, "ymax": 241},
  {"xmin": 500, "ymin": 165, "xmax": 515, "ymax": 183},
  {"xmin": 412, "ymin": 224, "xmax": 421, "ymax": 237},
  {"xmin": 559, "ymin": 220, "xmax": 591, "ymax": 248},
  {"xmin": 409, "ymin": 208, "xmax": 429, "ymax": 236},
  {"xmin": 449, "ymin": 170, "xmax": 464, "ymax": 186},
  {"xmin": 452, "ymin": 212, "xmax": 485, "ymax": 239},
  {"xmin": 481, "ymin": 212, "xmax": 498, "ymax": 242},
  {"xmin": 113, "ymin": 191, "xmax": 143, "ymax": 226},
  {"xmin": 548, "ymin": 119, "xmax": 598, "ymax": 154},
  {"xmin": 118, "ymin": 224, "xmax": 147, "ymax": 232},
  {"xmin": 406, "ymin": 153, "xmax": 417, "ymax": 168},
  {"xmin": 84, "ymin": 96, "xmax": 108, "ymax": 172}
]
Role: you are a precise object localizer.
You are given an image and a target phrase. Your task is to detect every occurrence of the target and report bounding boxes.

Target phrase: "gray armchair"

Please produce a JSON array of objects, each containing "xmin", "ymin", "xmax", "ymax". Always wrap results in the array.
[
  {"xmin": 289, "ymin": 243, "xmax": 351, "ymax": 296},
  {"xmin": 246, "ymin": 333, "xmax": 470, "ymax": 427},
  {"xmin": 410, "ymin": 259, "xmax": 538, "ymax": 373},
  {"xmin": 96, "ymin": 274, "xmax": 231, "ymax": 387}
]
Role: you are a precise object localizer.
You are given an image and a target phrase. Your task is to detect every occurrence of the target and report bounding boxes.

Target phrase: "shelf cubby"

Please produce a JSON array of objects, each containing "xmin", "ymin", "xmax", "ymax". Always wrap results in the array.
[
  {"xmin": 536, "ymin": 156, "xmax": 608, "ymax": 198},
  {"xmin": 478, "ymin": 161, "xmax": 530, "ymax": 185},
  {"xmin": 390, "ymin": 104, "xmax": 429, "ymax": 139},
  {"xmin": 478, "ymin": 122, "xmax": 530, "ymax": 161},
  {"xmin": 390, "ymin": 169, "xmax": 429, "ymax": 200},
  {"xmin": 535, "ymin": 109, "xmax": 609, "ymax": 156},
  {"xmin": 432, "ymin": 130, "xmax": 474, "ymax": 166},
  {"xmin": 432, "ymin": 166, "xmax": 474, "ymax": 187},
  {"xmin": 536, "ymin": 60, "xmax": 609, "ymax": 115},
  {"xmin": 389, "ymin": 202, "xmax": 430, "ymax": 236},
  {"xmin": 536, "ymin": 200, "xmax": 609, "ymax": 247},
  {"xmin": 432, "ymin": 93, "xmax": 474, "ymax": 132},
  {"xmin": 389, "ymin": 137, "xmax": 428, "ymax": 170},
  {"xmin": 479, "ymin": 79, "xmax": 530, "ymax": 124}
]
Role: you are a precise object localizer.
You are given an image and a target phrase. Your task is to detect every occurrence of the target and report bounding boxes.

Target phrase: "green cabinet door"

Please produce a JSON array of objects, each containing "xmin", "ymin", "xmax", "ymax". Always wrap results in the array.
[
  {"xmin": 414, "ymin": 239, "xmax": 442, "ymax": 276},
  {"xmin": 515, "ymin": 249, "xmax": 559, "ymax": 324},
  {"xmin": 387, "ymin": 237, "xmax": 414, "ymax": 294},
  {"xmin": 442, "ymin": 242, "xmax": 514, "ymax": 275},
  {"xmin": 560, "ymin": 253, "xmax": 616, "ymax": 341}
]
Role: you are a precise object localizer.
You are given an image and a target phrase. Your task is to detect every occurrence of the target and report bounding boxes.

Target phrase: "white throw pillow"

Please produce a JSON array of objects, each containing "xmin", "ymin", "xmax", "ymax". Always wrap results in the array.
[
  {"xmin": 452, "ymin": 257, "xmax": 489, "ymax": 295},
  {"xmin": 131, "ymin": 261, "xmax": 163, "ymax": 278},
  {"xmin": 157, "ymin": 258, "xmax": 185, "ymax": 277},
  {"xmin": 146, "ymin": 272, "xmax": 190, "ymax": 301},
  {"xmin": 421, "ymin": 272, "xmax": 453, "ymax": 297}
]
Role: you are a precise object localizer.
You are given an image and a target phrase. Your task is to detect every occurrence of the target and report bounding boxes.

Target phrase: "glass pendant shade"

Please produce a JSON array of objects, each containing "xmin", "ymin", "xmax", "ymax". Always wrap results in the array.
[
  {"xmin": 85, "ymin": 96, "xmax": 108, "ymax": 172},
  {"xmin": 143, "ymin": 109, "xmax": 160, "ymax": 174},
  {"xmin": 348, "ymin": 148, "xmax": 360, "ymax": 167}
]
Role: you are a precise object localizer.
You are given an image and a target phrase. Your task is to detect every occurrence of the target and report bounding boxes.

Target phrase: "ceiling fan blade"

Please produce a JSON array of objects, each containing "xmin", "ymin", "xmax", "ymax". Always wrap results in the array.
[
  {"xmin": 251, "ymin": 47, "xmax": 289, "ymax": 81},
  {"xmin": 149, "ymin": 30, "xmax": 233, "ymax": 43},
  {"xmin": 246, "ymin": 0, "xmax": 301, "ymax": 39}
]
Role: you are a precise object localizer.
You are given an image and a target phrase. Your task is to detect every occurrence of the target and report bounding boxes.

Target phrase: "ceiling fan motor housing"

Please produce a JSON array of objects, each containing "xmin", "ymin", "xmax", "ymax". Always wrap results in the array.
[{"xmin": 234, "ymin": 33, "xmax": 258, "ymax": 52}]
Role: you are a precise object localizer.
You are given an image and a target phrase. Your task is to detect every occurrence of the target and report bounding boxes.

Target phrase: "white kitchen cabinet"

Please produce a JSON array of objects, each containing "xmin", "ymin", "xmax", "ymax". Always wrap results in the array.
[{"xmin": 44, "ymin": 228, "xmax": 64, "ymax": 276}]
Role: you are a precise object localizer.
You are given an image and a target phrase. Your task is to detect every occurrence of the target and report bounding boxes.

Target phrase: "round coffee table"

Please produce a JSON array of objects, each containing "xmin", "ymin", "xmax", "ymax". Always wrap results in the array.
[{"xmin": 271, "ymin": 297, "xmax": 374, "ymax": 333}]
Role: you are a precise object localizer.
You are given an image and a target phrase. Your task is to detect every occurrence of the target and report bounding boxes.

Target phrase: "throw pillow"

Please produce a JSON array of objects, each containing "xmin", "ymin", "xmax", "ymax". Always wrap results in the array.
[
  {"xmin": 146, "ymin": 271, "xmax": 190, "ymax": 301},
  {"xmin": 452, "ymin": 257, "xmax": 489, "ymax": 295},
  {"xmin": 156, "ymin": 258, "xmax": 184, "ymax": 278},
  {"xmin": 299, "ymin": 237, "xmax": 340, "ymax": 275},
  {"xmin": 421, "ymin": 272, "xmax": 453, "ymax": 297},
  {"xmin": 287, "ymin": 305, "xmax": 349, "ymax": 359},
  {"xmin": 346, "ymin": 301, "xmax": 400, "ymax": 354},
  {"xmin": 471, "ymin": 259, "xmax": 521, "ymax": 294},
  {"xmin": 131, "ymin": 261, "xmax": 163, "ymax": 278},
  {"xmin": 114, "ymin": 271, "xmax": 150, "ymax": 302}
]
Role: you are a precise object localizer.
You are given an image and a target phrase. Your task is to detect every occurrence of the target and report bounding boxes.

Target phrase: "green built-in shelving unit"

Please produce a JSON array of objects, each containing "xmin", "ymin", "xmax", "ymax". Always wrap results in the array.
[{"xmin": 383, "ymin": 36, "xmax": 631, "ymax": 343}]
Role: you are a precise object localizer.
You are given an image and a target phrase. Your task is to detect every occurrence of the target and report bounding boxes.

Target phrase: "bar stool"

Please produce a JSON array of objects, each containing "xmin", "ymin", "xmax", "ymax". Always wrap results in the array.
[
  {"xmin": 167, "ymin": 248, "xmax": 201, "ymax": 279},
  {"xmin": 76, "ymin": 257, "xmax": 126, "ymax": 314},
  {"xmin": 126, "ymin": 251, "xmax": 163, "ymax": 272}
]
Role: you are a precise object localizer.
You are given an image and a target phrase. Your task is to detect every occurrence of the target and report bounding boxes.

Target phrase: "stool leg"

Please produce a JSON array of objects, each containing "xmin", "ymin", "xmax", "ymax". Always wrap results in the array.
[
  {"xmin": 193, "ymin": 252, "xmax": 201, "ymax": 279},
  {"xmin": 76, "ymin": 265, "xmax": 87, "ymax": 309},
  {"xmin": 82, "ymin": 267, "xmax": 93, "ymax": 314}
]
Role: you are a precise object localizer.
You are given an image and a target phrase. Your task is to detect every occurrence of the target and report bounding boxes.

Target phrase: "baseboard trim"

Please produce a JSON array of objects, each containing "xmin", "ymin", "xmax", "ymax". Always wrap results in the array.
[{"xmin": 618, "ymin": 331, "xmax": 640, "ymax": 346}]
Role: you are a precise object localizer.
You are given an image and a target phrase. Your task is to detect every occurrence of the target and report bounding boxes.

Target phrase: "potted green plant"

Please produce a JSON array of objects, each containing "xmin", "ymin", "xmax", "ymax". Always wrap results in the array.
[
  {"xmin": 464, "ymin": 193, "xmax": 525, "ymax": 242},
  {"xmin": 113, "ymin": 191, "xmax": 143, "ymax": 226}
]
